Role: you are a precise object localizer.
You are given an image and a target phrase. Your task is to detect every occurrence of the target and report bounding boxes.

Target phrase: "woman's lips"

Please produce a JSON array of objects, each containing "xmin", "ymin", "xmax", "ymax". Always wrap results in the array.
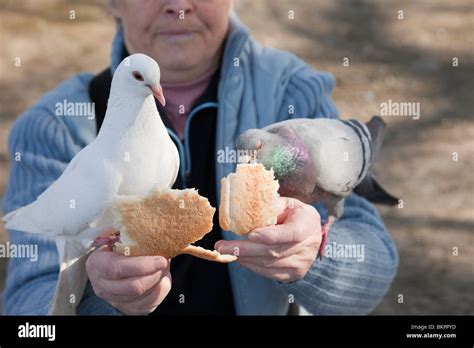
[{"xmin": 158, "ymin": 30, "xmax": 197, "ymax": 42}]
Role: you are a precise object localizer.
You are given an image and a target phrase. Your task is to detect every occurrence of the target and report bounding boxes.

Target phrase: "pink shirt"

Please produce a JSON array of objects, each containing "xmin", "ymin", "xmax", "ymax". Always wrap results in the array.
[{"xmin": 161, "ymin": 67, "xmax": 217, "ymax": 140}]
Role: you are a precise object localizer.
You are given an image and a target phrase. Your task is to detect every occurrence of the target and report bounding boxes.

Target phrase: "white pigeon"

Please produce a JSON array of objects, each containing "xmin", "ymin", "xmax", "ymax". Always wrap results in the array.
[{"xmin": 3, "ymin": 53, "xmax": 179, "ymax": 315}]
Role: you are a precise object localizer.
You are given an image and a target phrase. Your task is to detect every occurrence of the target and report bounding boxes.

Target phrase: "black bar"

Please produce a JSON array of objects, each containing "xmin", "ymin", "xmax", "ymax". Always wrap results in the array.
[{"xmin": 0, "ymin": 315, "xmax": 472, "ymax": 346}]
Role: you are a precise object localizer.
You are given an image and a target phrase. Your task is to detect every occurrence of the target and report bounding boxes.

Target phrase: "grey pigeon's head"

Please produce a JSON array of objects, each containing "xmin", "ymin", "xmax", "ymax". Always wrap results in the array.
[
  {"xmin": 237, "ymin": 126, "xmax": 316, "ymax": 201},
  {"xmin": 236, "ymin": 127, "xmax": 309, "ymax": 182},
  {"xmin": 113, "ymin": 53, "xmax": 166, "ymax": 106},
  {"xmin": 237, "ymin": 128, "xmax": 278, "ymax": 166}
]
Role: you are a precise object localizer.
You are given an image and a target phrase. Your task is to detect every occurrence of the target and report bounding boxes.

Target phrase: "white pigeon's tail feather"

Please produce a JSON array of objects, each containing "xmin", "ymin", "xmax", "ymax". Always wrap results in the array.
[
  {"xmin": 3, "ymin": 206, "xmax": 42, "ymax": 234},
  {"xmin": 49, "ymin": 237, "xmax": 92, "ymax": 315},
  {"xmin": 2, "ymin": 209, "xmax": 18, "ymax": 223}
]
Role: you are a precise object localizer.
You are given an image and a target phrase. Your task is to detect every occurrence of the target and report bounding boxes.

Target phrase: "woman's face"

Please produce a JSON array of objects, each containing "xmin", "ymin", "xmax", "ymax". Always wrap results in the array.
[{"xmin": 110, "ymin": 0, "xmax": 234, "ymax": 82}]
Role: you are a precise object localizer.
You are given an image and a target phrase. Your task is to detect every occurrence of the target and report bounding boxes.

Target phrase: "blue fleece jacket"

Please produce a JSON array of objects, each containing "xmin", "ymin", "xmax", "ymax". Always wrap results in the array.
[{"xmin": 2, "ymin": 14, "xmax": 398, "ymax": 315}]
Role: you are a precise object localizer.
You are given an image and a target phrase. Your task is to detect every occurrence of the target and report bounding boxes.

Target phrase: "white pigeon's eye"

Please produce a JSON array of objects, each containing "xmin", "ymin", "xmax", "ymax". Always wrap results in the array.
[{"xmin": 132, "ymin": 71, "xmax": 144, "ymax": 81}]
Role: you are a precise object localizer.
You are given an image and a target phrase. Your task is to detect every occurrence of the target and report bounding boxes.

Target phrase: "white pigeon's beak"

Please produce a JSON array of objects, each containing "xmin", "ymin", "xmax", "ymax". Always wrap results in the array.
[{"xmin": 149, "ymin": 85, "xmax": 166, "ymax": 106}]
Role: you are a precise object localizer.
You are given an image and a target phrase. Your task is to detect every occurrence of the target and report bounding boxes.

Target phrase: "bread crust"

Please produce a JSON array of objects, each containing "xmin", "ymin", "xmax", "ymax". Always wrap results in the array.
[
  {"xmin": 181, "ymin": 245, "xmax": 237, "ymax": 263},
  {"xmin": 219, "ymin": 163, "xmax": 280, "ymax": 235},
  {"xmin": 112, "ymin": 188, "xmax": 235, "ymax": 263},
  {"xmin": 219, "ymin": 176, "xmax": 232, "ymax": 231}
]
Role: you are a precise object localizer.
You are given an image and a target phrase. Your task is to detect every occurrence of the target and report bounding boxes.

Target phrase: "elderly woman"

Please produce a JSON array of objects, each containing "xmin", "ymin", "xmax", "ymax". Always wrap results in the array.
[{"xmin": 3, "ymin": 0, "xmax": 398, "ymax": 315}]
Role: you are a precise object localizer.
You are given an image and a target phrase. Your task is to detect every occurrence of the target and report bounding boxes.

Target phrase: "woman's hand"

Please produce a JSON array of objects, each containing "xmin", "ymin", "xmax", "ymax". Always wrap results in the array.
[
  {"xmin": 215, "ymin": 197, "xmax": 322, "ymax": 283},
  {"xmin": 86, "ymin": 244, "xmax": 172, "ymax": 315}
]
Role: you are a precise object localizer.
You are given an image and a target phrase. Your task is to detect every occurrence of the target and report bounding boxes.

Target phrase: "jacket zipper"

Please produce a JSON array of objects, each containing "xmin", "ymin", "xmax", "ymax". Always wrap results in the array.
[{"xmin": 165, "ymin": 102, "xmax": 219, "ymax": 188}]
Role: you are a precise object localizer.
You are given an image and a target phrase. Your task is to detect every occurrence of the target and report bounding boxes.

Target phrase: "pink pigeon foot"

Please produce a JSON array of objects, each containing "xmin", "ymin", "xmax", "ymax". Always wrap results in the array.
[
  {"xmin": 318, "ymin": 216, "xmax": 336, "ymax": 260},
  {"xmin": 93, "ymin": 231, "xmax": 120, "ymax": 249}
]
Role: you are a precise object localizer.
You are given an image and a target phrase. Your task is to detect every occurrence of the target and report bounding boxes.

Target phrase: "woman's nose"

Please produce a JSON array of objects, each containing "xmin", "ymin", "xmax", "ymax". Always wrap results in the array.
[{"xmin": 163, "ymin": 0, "xmax": 194, "ymax": 17}]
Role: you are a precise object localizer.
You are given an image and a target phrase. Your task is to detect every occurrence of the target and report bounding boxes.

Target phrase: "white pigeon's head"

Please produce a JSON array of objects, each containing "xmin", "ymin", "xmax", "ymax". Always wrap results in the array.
[{"xmin": 114, "ymin": 53, "xmax": 166, "ymax": 106}]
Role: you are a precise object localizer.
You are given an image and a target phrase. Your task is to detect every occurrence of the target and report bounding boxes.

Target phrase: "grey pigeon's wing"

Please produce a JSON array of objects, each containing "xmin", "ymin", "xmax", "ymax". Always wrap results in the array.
[
  {"xmin": 364, "ymin": 116, "xmax": 386, "ymax": 161},
  {"xmin": 354, "ymin": 173, "xmax": 399, "ymax": 205},
  {"xmin": 266, "ymin": 118, "xmax": 370, "ymax": 196},
  {"xmin": 353, "ymin": 115, "xmax": 399, "ymax": 205}
]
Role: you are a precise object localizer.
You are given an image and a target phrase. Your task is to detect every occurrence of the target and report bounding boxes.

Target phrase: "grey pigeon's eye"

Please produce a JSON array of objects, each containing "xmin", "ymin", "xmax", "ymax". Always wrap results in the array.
[{"xmin": 132, "ymin": 71, "xmax": 144, "ymax": 81}]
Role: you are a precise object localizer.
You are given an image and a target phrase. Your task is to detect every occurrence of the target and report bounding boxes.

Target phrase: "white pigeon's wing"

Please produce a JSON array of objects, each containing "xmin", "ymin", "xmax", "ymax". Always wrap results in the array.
[
  {"xmin": 269, "ymin": 119, "xmax": 369, "ymax": 195},
  {"xmin": 133, "ymin": 136, "xmax": 180, "ymax": 196},
  {"xmin": 165, "ymin": 141, "xmax": 180, "ymax": 188},
  {"xmin": 4, "ymin": 146, "xmax": 122, "ymax": 237}
]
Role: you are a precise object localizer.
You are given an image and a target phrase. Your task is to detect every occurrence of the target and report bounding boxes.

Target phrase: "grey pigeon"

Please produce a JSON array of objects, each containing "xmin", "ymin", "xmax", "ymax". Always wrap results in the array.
[{"xmin": 236, "ymin": 116, "xmax": 398, "ymax": 257}]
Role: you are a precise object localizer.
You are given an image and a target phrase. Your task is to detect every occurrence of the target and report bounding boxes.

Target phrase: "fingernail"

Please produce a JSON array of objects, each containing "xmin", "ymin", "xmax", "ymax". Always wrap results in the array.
[
  {"xmin": 218, "ymin": 246, "xmax": 230, "ymax": 254},
  {"xmin": 215, "ymin": 241, "xmax": 224, "ymax": 250},
  {"xmin": 154, "ymin": 257, "xmax": 166, "ymax": 270},
  {"xmin": 248, "ymin": 231, "xmax": 258, "ymax": 240}
]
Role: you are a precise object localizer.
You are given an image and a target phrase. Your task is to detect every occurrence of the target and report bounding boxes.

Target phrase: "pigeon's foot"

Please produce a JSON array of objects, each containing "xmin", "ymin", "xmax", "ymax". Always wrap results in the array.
[
  {"xmin": 93, "ymin": 231, "xmax": 120, "ymax": 250},
  {"xmin": 317, "ymin": 216, "xmax": 336, "ymax": 260}
]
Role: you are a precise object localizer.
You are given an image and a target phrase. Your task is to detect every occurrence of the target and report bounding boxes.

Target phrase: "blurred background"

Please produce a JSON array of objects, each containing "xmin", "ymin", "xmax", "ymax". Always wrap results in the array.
[{"xmin": 0, "ymin": 0, "xmax": 473, "ymax": 314}]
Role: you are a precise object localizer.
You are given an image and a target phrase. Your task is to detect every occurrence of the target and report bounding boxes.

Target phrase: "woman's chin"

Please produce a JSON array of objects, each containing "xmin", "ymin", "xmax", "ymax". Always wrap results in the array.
[{"xmin": 153, "ymin": 47, "xmax": 202, "ymax": 67}]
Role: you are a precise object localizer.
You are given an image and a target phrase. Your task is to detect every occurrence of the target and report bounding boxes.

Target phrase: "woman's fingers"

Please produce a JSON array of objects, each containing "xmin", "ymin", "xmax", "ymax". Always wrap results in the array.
[
  {"xmin": 215, "ymin": 240, "xmax": 303, "ymax": 258},
  {"xmin": 94, "ymin": 266, "xmax": 170, "ymax": 302},
  {"xmin": 237, "ymin": 253, "xmax": 313, "ymax": 269},
  {"xmin": 237, "ymin": 260, "xmax": 298, "ymax": 283},
  {"xmin": 111, "ymin": 272, "xmax": 173, "ymax": 315},
  {"xmin": 86, "ymin": 246, "xmax": 173, "ymax": 314},
  {"xmin": 87, "ymin": 247, "xmax": 168, "ymax": 280}
]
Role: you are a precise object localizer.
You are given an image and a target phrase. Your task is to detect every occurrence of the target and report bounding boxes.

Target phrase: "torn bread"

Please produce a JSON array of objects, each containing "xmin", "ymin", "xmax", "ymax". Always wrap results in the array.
[
  {"xmin": 111, "ymin": 188, "xmax": 236, "ymax": 263},
  {"xmin": 219, "ymin": 163, "xmax": 280, "ymax": 235}
]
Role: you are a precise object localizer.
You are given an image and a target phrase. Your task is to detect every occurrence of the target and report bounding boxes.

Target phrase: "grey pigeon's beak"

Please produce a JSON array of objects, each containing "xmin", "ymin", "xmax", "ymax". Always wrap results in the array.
[{"xmin": 149, "ymin": 85, "xmax": 166, "ymax": 106}]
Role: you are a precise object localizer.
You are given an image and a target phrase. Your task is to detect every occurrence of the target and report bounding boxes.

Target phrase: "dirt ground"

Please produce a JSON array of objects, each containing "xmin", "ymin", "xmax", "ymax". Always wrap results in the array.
[{"xmin": 0, "ymin": 0, "xmax": 473, "ymax": 314}]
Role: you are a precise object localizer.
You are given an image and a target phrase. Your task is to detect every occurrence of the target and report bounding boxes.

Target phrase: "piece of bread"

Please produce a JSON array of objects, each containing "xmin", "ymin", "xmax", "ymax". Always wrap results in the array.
[
  {"xmin": 219, "ymin": 163, "xmax": 280, "ymax": 235},
  {"xmin": 111, "ymin": 188, "xmax": 237, "ymax": 263}
]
